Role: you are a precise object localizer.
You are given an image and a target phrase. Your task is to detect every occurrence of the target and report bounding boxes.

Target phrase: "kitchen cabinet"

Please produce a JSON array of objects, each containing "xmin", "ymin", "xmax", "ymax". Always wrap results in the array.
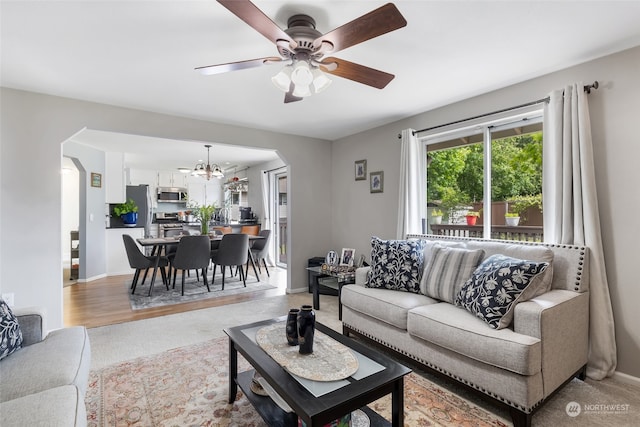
[
  {"xmin": 188, "ymin": 181, "xmax": 222, "ymax": 207},
  {"xmin": 105, "ymin": 152, "xmax": 125, "ymax": 203},
  {"xmin": 157, "ymin": 171, "xmax": 188, "ymax": 188}
]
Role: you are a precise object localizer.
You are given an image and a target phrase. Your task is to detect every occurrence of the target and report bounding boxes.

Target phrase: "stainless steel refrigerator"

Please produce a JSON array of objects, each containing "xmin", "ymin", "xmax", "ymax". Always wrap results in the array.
[{"xmin": 125, "ymin": 185, "xmax": 153, "ymax": 237}]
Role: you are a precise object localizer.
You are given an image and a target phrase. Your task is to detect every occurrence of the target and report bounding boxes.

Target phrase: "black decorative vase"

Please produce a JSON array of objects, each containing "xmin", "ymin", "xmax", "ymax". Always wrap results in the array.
[
  {"xmin": 286, "ymin": 308, "xmax": 300, "ymax": 346},
  {"xmin": 297, "ymin": 305, "xmax": 315, "ymax": 354}
]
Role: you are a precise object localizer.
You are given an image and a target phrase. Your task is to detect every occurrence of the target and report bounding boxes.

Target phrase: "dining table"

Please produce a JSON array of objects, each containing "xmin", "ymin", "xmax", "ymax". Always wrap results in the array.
[{"xmin": 136, "ymin": 234, "xmax": 265, "ymax": 296}]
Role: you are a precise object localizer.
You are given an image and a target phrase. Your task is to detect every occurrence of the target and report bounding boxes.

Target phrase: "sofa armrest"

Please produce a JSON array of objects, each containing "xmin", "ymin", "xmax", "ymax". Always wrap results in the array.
[
  {"xmin": 513, "ymin": 290, "xmax": 589, "ymax": 397},
  {"xmin": 13, "ymin": 306, "xmax": 46, "ymax": 346},
  {"xmin": 355, "ymin": 267, "xmax": 370, "ymax": 286}
]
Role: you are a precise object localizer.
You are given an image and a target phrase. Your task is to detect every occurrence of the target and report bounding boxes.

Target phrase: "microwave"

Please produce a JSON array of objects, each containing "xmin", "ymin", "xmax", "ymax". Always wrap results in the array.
[{"xmin": 157, "ymin": 187, "xmax": 187, "ymax": 203}]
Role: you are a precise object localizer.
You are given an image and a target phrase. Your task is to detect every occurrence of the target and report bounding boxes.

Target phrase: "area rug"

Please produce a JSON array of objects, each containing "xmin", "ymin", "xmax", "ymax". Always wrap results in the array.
[
  {"xmin": 128, "ymin": 273, "xmax": 277, "ymax": 310},
  {"xmin": 85, "ymin": 336, "xmax": 509, "ymax": 427}
]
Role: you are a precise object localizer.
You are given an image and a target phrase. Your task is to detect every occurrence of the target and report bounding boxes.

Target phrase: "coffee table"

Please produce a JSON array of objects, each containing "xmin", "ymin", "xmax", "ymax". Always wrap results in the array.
[{"xmin": 225, "ymin": 317, "xmax": 411, "ymax": 427}]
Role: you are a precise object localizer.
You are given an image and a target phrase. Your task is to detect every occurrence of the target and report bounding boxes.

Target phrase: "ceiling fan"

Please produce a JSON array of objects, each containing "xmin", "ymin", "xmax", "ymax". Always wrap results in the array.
[{"xmin": 196, "ymin": 0, "xmax": 407, "ymax": 103}]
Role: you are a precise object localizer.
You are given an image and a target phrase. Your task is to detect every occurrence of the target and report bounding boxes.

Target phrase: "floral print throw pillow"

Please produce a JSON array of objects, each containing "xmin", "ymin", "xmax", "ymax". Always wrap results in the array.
[
  {"xmin": 0, "ymin": 299, "xmax": 23, "ymax": 360},
  {"xmin": 456, "ymin": 254, "xmax": 549, "ymax": 329},
  {"xmin": 366, "ymin": 237, "xmax": 426, "ymax": 293}
]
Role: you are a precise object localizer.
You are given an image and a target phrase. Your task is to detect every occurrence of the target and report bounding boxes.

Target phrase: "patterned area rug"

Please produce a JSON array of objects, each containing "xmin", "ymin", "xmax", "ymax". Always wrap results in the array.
[
  {"xmin": 85, "ymin": 337, "xmax": 509, "ymax": 426},
  {"xmin": 128, "ymin": 273, "xmax": 276, "ymax": 310}
]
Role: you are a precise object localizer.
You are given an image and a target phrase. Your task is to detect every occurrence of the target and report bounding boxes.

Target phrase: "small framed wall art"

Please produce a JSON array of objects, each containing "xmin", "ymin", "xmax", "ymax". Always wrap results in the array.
[
  {"xmin": 340, "ymin": 248, "xmax": 356, "ymax": 266},
  {"xmin": 91, "ymin": 172, "xmax": 102, "ymax": 188},
  {"xmin": 354, "ymin": 159, "xmax": 367, "ymax": 181},
  {"xmin": 370, "ymin": 171, "xmax": 384, "ymax": 193}
]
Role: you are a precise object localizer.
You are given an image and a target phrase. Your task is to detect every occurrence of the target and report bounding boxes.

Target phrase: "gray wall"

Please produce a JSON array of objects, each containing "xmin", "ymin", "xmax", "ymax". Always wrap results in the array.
[
  {"xmin": 330, "ymin": 46, "xmax": 640, "ymax": 378},
  {"xmin": 0, "ymin": 89, "xmax": 332, "ymax": 327},
  {"xmin": 63, "ymin": 141, "xmax": 107, "ymax": 280}
]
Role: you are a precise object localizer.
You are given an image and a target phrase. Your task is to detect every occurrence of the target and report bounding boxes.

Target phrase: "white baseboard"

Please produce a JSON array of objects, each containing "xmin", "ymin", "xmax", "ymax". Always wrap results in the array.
[
  {"xmin": 286, "ymin": 287, "xmax": 308, "ymax": 294},
  {"xmin": 77, "ymin": 273, "xmax": 107, "ymax": 283},
  {"xmin": 612, "ymin": 371, "xmax": 640, "ymax": 387}
]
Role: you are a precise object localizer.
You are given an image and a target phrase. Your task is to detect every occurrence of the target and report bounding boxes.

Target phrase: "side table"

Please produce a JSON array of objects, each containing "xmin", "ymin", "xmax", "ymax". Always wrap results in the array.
[{"xmin": 305, "ymin": 266, "xmax": 355, "ymax": 320}]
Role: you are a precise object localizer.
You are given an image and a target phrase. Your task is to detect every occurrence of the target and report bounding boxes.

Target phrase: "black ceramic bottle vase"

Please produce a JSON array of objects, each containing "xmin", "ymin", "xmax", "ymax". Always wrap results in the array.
[
  {"xmin": 286, "ymin": 308, "xmax": 300, "ymax": 346},
  {"xmin": 297, "ymin": 305, "xmax": 315, "ymax": 354}
]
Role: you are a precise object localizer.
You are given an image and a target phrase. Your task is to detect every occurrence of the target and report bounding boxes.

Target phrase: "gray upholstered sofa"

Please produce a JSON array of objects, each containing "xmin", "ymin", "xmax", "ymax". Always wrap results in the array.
[
  {"xmin": 0, "ymin": 307, "xmax": 91, "ymax": 426},
  {"xmin": 341, "ymin": 234, "xmax": 589, "ymax": 427}
]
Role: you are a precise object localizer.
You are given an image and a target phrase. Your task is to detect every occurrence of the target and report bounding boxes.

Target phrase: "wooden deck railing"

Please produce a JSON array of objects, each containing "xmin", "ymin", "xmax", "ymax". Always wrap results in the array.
[{"xmin": 430, "ymin": 224, "xmax": 543, "ymax": 242}]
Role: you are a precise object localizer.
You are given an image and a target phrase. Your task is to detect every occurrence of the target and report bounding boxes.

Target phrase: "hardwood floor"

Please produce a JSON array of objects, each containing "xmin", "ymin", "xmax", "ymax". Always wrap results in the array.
[{"xmin": 64, "ymin": 267, "xmax": 288, "ymax": 328}]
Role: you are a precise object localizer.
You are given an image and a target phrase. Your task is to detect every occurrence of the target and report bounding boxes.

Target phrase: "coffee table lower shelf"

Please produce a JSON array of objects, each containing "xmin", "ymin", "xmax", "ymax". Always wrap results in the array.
[{"xmin": 237, "ymin": 370, "xmax": 390, "ymax": 427}]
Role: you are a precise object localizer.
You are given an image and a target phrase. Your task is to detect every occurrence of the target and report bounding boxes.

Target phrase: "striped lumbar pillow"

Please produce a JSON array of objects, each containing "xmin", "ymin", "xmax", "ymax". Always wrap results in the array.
[{"xmin": 420, "ymin": 246, "xmax": 485, "ymax": 303}]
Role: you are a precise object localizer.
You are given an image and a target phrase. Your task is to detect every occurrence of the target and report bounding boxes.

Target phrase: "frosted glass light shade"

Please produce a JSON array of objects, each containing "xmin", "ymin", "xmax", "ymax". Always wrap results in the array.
[{"xmin": 271, "ymin": 66, "xmax": 292, "ymax": 92}]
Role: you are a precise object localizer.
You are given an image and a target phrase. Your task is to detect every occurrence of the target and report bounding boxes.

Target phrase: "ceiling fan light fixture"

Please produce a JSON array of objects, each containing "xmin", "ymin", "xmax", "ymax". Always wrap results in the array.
[
  {"xmin": 292, "ymin": 83, "xmax": 312, "ymax": 98},
  {"xmin": 271, "ymin": 65, "xmax": 292, "ymax": 92},
  {"xmin": 312, "ymin": 68, "xmax": 332, "ymax": 93},
  {"xmin": 290, "ymin": 60, "xmax": 313, "ymax": 87}
]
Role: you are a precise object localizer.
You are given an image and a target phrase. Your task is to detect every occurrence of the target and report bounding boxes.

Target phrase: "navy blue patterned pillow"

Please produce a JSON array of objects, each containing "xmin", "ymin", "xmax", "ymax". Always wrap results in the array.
[
  {"xmin": 0, "ymin": 299, "xmax": 23, "ymax": 360},
  {"xmin": 455, "ymin": 254, "xmax": 549, "ymax": 329},
  {"xmin": 366, "ymin": 237, "xmax": 426, "ymax": 293}
]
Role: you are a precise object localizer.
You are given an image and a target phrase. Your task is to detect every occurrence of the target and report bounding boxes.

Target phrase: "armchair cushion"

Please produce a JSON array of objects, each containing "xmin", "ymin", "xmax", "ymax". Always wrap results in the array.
[
  {"xmin": 456, "ymin": 254, "xmax": 550, "ymax": 329},
  {"xmin": 366, "ymin": 237, "xmax": 426, "ymax": 293},
  {"xmin": 0, "ymin": 299, "xmax": 23, "ymax": 360}
]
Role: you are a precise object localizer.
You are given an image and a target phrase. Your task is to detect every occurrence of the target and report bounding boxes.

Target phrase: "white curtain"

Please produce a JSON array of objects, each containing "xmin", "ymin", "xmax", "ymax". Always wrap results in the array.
[
  {"xmin": 260, "ymin": 170, "xmax": 275, "ymax": 266},
  {"xmin": 543, "ymin": 83, "xmax": 617, "ymax": 379},
  {"xmin": 397, "ymin": 129, "xmax": 426, "ymax": 239}
]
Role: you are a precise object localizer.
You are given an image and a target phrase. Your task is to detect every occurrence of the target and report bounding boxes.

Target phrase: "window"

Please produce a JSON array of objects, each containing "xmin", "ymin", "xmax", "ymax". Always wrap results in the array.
[{"xmin": 422, "ymin": 111, "xmax": 543, "ymax": 241}]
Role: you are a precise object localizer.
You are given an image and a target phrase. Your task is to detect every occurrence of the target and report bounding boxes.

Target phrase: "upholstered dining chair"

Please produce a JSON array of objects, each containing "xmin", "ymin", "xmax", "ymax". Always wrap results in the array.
[
  {"xmin": 247, "ymin": 229, "xmax": 271, "ymax": 277},
  {"xmin": 210, "ymin": 233, "xmax": 249, "ymax": 290},
  {"xmin": 123, "ymin": 234, "xmax": 169, "ymax": 295},
  {"xmin": 169, "ymin": 235, "xmax": 211, "ymax": 296}
]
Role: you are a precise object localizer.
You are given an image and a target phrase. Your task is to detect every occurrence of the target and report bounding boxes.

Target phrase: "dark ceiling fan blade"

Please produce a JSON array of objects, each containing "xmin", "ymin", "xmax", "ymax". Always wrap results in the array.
[
  {"xmin": 284, "ymin": 82, "xmax": 303, "ymax": 104},
  {"xmin": 217, "ymin": 0, "xmax": 295, "ymax": 46},
  {"xmin": 314, "ymin": 3, "xmax": 407, "ymax": 54},
  {"xmin": 319, "ymin": 57, "xmax": 395, "ymax": 89},
  {"xmin": 195, "ymin": 57, "xmax": 283, "ymax": 75}
]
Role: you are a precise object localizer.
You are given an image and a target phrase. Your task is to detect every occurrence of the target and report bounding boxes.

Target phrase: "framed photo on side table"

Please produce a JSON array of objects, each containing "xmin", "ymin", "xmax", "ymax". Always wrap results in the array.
[
  {"xmin": 370, "ymin": 171, "xmax": 384, "ymax": 193},
  {"xmin": 355, "ymin": 159, "xmax": 367, "ymax": 181},
  {"xmin": 340, "ymin": 248, "xmax": 356, "ymax": 266}
]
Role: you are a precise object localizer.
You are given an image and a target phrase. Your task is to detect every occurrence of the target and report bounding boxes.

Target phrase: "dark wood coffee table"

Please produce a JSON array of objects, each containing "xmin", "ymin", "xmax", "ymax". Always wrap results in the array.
[{"xmin": 225, "ymin": 317, "xmax": 411, "ymax": 427}]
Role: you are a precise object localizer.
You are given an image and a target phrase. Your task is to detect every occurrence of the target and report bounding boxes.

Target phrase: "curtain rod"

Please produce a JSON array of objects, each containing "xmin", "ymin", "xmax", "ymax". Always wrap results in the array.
[{"xmin": 399, "ymin": 81, "xmax": 599, "ymax": 138}]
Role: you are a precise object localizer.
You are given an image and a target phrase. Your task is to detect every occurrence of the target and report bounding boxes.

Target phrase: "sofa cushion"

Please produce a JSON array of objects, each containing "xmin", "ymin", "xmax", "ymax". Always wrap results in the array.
[
  {"xmin": 0, "ymin": 299, "xmax": 23, "ymax": 361},
  {"xmin": 420, "ymin": 246, "xmax": 485, "ymax": 303},
  {"xmin": 407, "ymin": 303, "xmax": 541, "ymax": 375},
  {"xmin": 0, "ymin": 385, "xmax": 86, "ymax": 427},
  {"xmin": 341, "ymin": 284, "xmax": 438, "ymax": 330},
  {"xmin": 456, "ymin": 254, "xmax": 550, "ymax": 329},
  {"xmin": 0, "ymin": 326, "xmax": 91, "ymax": 402},
  {"xmin": 366, "ymin": 237, "xmax": 426, "ymax": 293}
]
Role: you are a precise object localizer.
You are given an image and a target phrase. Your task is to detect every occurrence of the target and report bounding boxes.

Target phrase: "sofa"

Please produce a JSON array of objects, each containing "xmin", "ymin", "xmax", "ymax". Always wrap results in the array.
[
  {"xmin": 341, "ymin": 234, "xmax": 589, "ymax": 427},
  {"xmin": 0, "ymin": 306, "xmax": 91, "ymax": 426}
]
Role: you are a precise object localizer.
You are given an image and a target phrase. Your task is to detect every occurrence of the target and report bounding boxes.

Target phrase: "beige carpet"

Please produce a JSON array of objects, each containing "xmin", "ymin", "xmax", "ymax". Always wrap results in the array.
[{"xmin": 87, "ymin": 293, "xmax": 640, "ymax": 426}]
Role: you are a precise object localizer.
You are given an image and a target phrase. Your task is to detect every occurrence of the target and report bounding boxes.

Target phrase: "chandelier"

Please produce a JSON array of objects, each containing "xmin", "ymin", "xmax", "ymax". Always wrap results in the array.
[{"xmin": 192, "ymin": 144, "xmax": 224, "ymax": 180}]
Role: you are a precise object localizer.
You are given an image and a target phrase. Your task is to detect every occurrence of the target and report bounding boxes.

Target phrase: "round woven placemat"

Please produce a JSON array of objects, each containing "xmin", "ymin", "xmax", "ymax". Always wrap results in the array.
[{"xmin": 256, "ymin": 322, "xmax": 359, "ymax": 381}]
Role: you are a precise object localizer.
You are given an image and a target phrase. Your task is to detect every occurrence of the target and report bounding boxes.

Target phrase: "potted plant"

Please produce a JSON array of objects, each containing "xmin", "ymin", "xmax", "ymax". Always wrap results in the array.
[
  {"xmin": 431, "ymin": 209, "xmax": 443, "ymax": 225},
  {"xmin": 190, "ymin": 201, "xmax": 217, "ymax": 235},
  {"xmin": 114, "ymin": 198, "xmax": 138, "ymax": 227},
  {"xmin": 505, "ymin": 212, "xmax": 520, "ymax": 226},
  {"xmin": 465, "ymin": 211, "xmax": 480, "ymax": 226}
]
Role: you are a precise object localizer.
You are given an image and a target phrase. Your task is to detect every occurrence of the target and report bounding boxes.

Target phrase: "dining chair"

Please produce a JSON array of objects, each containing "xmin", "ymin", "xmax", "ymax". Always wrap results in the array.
[
  {"xmin": 210, "ymin": 233, "xmax": 249, "ymax": 290},
  {"xmin": 164, "ymin": 229, "xmax": 200, "ymax": 281},
  {"xmin": 246, "ymin": 229, "xmax": 271, "ymax": 278},
  {"xmin": 123, "ymin": 234, "xmax": 169, "ymax": 295},
  {"xmin": 170, "ymin": 235, "xmax": 211, "ymax": 296}
]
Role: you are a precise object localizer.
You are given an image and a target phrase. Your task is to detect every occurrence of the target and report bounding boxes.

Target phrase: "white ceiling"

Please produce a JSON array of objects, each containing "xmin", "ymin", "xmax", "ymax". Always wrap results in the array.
[{"xmin": 3, "ymin": 1, "xmax": 640, "ymax": 170}]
